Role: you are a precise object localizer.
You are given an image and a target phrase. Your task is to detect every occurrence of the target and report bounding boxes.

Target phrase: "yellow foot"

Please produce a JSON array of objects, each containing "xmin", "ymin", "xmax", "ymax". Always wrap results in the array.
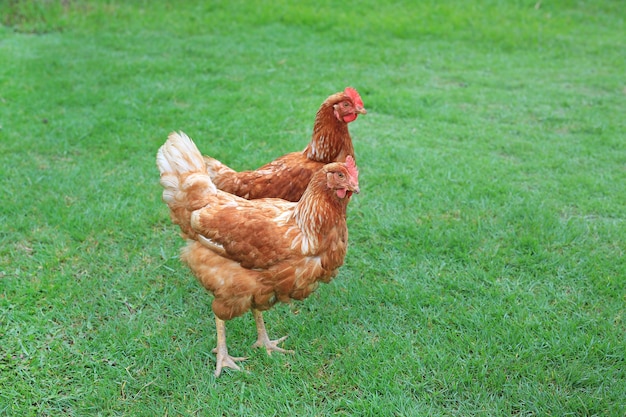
[
  {"xmin": 252, "ymin": 334, "xmax": 294, "ymax": 355},
  {"xmin": 251, "ymin": 309, "xmax": 295, "ymax": 355},
  {"xmin": 212, "ymin": 347, "xmax": 247, "ymax": 377}
]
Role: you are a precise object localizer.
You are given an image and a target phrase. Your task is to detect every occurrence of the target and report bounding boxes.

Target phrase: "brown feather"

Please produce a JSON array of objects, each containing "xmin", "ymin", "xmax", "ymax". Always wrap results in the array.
[
  {"xmin": 157, "ymin": 132, "xmax": 359, "ymax": 321},
  {"xmin": 203, "ymin": 88, "xmax": 365, "ymax": 201}
]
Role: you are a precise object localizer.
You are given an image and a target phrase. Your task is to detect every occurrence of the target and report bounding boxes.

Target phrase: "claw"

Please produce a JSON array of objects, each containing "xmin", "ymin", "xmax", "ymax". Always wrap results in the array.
[
  {"xmin": 213, "ymin": 316, "xmax": 247, "ymax": 377},
  {"xmin": 213, "ymin": 347, "xmax": 247, "ymax": 377},
  {"xmin": 252, "ymin": 334, "xmax": 294, "ymax": 355},
  {"xmin": 252, "ymin": 309, "xmax": 295, "ymax": 355}
]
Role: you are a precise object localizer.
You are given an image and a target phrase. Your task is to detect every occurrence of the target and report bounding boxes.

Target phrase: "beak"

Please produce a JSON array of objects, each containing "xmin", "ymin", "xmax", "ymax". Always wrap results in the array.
[
  {"xmin": 351, "ymin": 183, "xmax": 360, "ymax": 194},
  {"xmin": 356, "ymin": 106, "xmax": 367, "ymax": 115}
]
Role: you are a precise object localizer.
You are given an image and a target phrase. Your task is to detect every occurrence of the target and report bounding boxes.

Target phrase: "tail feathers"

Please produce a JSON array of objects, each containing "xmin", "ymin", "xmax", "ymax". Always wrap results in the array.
[
  {"xmin": 157, "ymin": 131, "xmax": 209, "ymax": 177},
  {"xmin": 204, "ymin": 155, "xmax": 236, "ymax": 179},
  {"xmin": 157, "ymin": 131, "xmax": 217, "ymax": 237}
]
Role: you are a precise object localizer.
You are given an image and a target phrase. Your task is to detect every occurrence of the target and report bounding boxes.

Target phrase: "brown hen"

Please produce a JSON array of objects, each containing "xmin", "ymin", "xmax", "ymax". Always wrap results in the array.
[
  {"xmin": 157, "ymin": 131, "xmax": 359, "ymax": 376},
  {"xmin": 204, "ymin": 87, "xmax": 366, "ymax": 201}
]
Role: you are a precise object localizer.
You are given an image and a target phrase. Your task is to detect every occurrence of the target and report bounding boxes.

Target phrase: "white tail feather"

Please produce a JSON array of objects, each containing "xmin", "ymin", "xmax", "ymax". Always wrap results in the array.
[
  {"xmin": 157, "ymin": 131, "xmax": 218, "ymax": 212},
  {"xmin": 157, "ymin": 131, "xmax": 208, "ymax": 177}
]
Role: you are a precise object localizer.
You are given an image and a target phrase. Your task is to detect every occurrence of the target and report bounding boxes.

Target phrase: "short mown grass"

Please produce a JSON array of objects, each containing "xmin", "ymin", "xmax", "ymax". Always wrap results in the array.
[{"xmin": 1, "ymin": 0, "xmax": 624, "ymax": 415}]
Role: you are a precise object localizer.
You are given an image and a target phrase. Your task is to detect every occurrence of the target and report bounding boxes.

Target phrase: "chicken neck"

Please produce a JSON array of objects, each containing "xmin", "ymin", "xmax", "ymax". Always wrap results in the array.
[
  {"xmin": 294, "ymin": 176, "xmax": 348, "ymax": 244},
  {"xmin": 305, "ymin": 102, "xmax": 353, "ymax": 162}
]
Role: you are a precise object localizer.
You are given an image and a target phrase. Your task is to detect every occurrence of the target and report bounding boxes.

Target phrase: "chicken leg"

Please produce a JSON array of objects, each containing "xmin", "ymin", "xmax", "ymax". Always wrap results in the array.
[
  {"xmin": 213, "ymin": 316, "xmax": 247, "ymax": 377},
  {"xmin": 251, "ymin": 309, "xmax": 294, "ymax": 355}
]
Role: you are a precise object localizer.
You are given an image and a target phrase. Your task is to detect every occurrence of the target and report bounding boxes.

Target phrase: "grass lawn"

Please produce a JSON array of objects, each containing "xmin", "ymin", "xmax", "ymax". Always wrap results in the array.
[{"xmin": 1, "ymin": 0, "xmax": 625, "ymax": 415}]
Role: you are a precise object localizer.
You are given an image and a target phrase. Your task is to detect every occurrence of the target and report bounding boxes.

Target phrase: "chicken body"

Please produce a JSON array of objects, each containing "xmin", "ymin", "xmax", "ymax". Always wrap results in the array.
[
  {"xmin": 157, "ymin": 131, "xmax": 359, "ymax": 376},
  {"xmin": 204, "ymin": 87, "xmax": 366, "ymax": 201}
]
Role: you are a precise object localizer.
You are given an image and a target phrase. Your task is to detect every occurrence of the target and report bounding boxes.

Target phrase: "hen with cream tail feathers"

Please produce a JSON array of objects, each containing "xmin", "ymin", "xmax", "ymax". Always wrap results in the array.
[{"xmin": 157, "ymin": 131, "xmax": 359, "ymax": 376}]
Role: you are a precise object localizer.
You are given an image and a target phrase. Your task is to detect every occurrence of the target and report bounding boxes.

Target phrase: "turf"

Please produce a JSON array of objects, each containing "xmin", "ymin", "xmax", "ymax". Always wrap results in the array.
[{"xmin": 1, "ymin": 0, "xmax": 625, "ymax": 415}]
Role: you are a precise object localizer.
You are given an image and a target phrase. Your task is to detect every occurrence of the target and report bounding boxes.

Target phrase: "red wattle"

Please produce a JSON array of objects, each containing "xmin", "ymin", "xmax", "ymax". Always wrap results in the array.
[{"xmin": 343, "ymin": 113, "xmax": 357, "ymax": 123}]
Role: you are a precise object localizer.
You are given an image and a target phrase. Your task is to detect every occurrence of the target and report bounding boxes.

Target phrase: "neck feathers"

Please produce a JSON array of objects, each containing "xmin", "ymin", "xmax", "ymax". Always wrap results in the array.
[
  {"xmin": 294, "ymin": 172, "xmax": 348, "ymax": 240},
  {"xmin": 305, "ymin": 95, "xmax": 354, "ymax": 162}
]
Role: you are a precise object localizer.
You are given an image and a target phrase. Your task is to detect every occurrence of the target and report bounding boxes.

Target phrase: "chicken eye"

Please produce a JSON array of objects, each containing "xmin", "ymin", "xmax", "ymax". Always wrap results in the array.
[
  {"xmin": 337, "ymin": 172, "xmax": 345, "ymax": 179},
  {"xmin": 343, "ymin": 102, "xmax": 350, "ymax": 107}
]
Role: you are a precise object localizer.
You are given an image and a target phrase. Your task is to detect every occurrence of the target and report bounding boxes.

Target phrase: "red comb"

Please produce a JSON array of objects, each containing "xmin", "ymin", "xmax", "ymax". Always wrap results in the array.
[
  {"xmin": 344, "ymin": 87, "xmax": 364, "ymax": 108},
  {"xmin": 345, "ymin": 155, "xmax": 359, "ymax": 180}
]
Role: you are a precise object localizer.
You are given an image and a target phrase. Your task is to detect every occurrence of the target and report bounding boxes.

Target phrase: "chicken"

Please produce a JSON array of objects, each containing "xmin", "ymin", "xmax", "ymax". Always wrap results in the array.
[
  {"xmin": 156, "ymin": 131, "xmax": 360, "ymax": 376},
  {"xmin": 204, "ymin": 87, "xmax": 366, "ymax": 201}
]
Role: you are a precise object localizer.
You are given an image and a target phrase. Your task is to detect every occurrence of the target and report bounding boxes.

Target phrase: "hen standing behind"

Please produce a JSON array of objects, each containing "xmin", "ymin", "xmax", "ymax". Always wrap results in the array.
[
  {"xmin": 157, "ymin": 132, "xmax": 360, "ymax": 376},
  {"xmin": 204, "ymin": 87, "xmax": 366, "ymax": 201}
]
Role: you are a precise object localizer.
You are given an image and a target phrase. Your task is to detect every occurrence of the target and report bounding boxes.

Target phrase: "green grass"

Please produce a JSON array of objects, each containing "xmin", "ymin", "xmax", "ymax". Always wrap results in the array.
[{"xmin": 1, "ymin": 0, "xmax": 625, "ymax": 415}]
